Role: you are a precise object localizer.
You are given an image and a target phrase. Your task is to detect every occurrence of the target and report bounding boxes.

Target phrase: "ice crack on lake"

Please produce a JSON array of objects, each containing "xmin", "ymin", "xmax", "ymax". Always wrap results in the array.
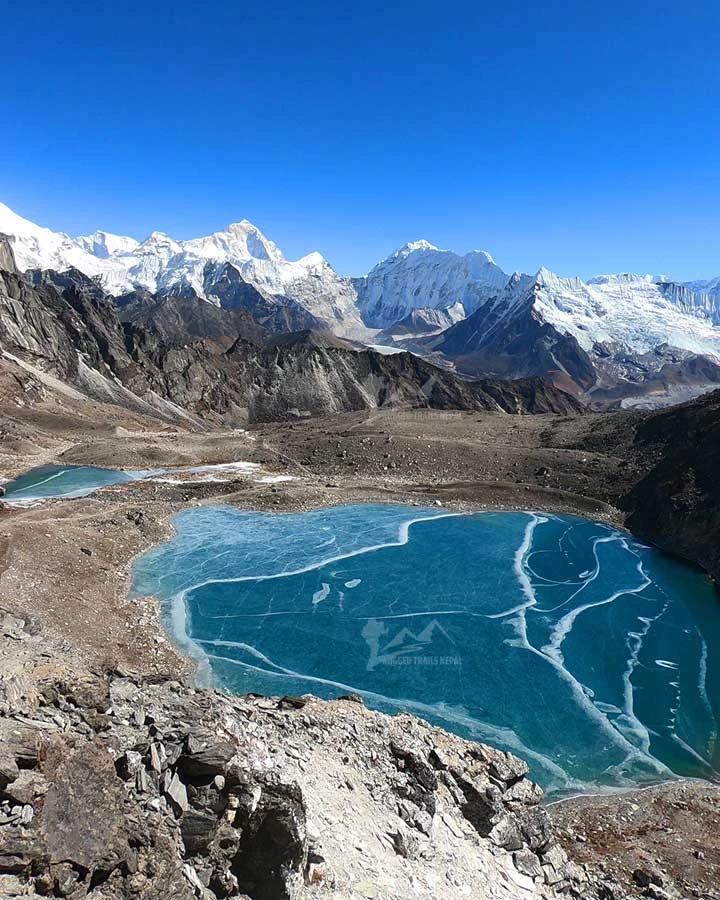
[{"xmin": 131, "ymin": 504, "xmax": 720, "ymax": 796}]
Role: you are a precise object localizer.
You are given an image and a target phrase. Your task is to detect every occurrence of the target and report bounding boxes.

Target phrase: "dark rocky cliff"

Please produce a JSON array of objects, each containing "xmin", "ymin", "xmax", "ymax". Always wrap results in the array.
[
  {"xmin": 0, "ymin": 255, "xmax": 584, "ymax": 426},
  {"xmin": 622, "ymin": 389, "xmax": 720, "ymax": 585}
]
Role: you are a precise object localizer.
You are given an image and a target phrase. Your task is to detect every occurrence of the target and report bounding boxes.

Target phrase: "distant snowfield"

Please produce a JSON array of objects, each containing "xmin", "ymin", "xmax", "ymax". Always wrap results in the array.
[{"xmin": 2, "ymin": 199, "xmax": 720, "ymax": 363}]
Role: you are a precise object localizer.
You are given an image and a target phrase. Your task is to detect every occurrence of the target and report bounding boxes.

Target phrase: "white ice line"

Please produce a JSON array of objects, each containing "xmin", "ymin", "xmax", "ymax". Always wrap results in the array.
[
  {"xmin": 172, "ymin": 513, "xmax": 462, "ymax": 599},
  {"xmin": 200, "ymin": 642, "xmax": 582, "ymax": 791}
]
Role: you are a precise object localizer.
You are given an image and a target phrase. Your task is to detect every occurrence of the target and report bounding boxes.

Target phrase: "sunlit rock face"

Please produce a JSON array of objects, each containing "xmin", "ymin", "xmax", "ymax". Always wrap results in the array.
[{"xmin": 132, "ymin": 504, "xmax": 720, "ymax": 796}]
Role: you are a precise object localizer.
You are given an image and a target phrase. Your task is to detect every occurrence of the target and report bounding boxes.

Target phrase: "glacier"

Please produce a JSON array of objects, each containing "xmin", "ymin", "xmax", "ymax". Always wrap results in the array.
[
  {"xmin": 0, "ymin": 202, "xmax": 364, "ymax": 337},
  {"xmin": 2, "ymin": 200, "xmax": 720, "ymax": 370}
]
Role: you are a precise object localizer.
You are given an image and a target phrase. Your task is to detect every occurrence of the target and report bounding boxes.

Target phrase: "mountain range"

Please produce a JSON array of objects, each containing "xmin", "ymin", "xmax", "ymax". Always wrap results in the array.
[
  {"xmin": 2, "ymin": 200, "xmax": 720, "ymax": 407},
  {"xmin": 0, "ymin": 238, "xmax": 582, "ymax": 428}
]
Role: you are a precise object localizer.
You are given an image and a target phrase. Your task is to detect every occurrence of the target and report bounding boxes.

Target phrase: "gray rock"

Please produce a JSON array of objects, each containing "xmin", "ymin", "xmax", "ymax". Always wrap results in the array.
[
  {"xmin": 519, "ymin": 806, "xmax": 554, "ymax": 852},
  {"xmin": 43, "ymin": 740, "xmax": 132, "ymax": 873},
  {"xmin": 179, "ymin": 737, "xmax": 236, "ymax": 777},
  {"xmin": 231, "ymin": 779, "xmax": 308, "ymax": 900},
  {"xmin": 392, "ymin": 827, "xmax": 419, "ymax": 859},
  {"xmin": 164, "ymin": 772, "xmax": 189, "ymax": 816},
  {"xmin": 181, "ymin": 809, "xmax": 217, "ymax": 855},
  {"xmin": 0, "ymin": 751, "xmax": 19, "ymax": 791},
  {"xmin": 0, "ymin": 237, "xmax": 18, "ymax": 275},
  {"xmin": 646, "ymin": 886, "xmax": 674, "ymax": 900},
  {"xmin": 540, "ymin": 842, "xmax": 568, "ymax": 886},
  {"xmin": 514, "ymin": 848, "xmax": 543, "ymax": 879},
  {"xmin": 488, "ymin": 815, "xmax": 524, "ymax": 851},
  {"xmin": 53, "ymin": 862, "xmax": 80, "ymax": 896},
  {"xmin": 488, "ymin": 752, "xmax": 530, "ymax": 785},
  {"xmin": 429, "ymin": 747, "xmax": 450, "ymax": 770},
  {"xmin": 19, "ymin": 805, "xmax": 33, "ymax": 825},
  {"xmin": 5, "ymin": 728, "xmax": 39, "ymax": 768},
  {"xmin": 503, "ymin": 778, "xmax": 544, "ymax": 809},
  {"xmin": 150, "ymin": 741, "xmax": 167, "ymax": 773},
  {"xmin": 632, "ymin": 866, "xmax": 663, "ymax": 888}
]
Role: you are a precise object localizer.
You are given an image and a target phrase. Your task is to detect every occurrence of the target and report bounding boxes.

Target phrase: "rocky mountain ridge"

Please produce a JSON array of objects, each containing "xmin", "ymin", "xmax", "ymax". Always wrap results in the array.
[
  {"xmin": 0, "ymin": 204, "xmax": 365, "ymax": 339},
  {"xmin": 0, "ymin": 246, "xmax": 583, "ymax": 427},
  {"xmin": 4, "ymin": 201, "xmax": 720, "ymax": 404},
  {"xmin": 621, "ymin": 388, "xmax": 720, "ymax": 585}
]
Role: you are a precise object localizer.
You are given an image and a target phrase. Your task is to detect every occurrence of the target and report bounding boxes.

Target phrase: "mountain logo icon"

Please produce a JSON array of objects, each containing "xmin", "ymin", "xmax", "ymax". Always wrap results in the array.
[{"xmin": 361, "ymin": 617, "xmax": 456, "ymax": 670}]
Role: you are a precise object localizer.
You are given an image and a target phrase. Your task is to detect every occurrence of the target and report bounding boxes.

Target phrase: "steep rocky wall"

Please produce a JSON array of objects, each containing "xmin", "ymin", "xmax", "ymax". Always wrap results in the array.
[
  {"xmin": 0, "ymin": 237, "xmax": 17, "ymax": 276},
  {"xmin": 622, "ymin": 389, "xmax": 720, "ymax": 585}
]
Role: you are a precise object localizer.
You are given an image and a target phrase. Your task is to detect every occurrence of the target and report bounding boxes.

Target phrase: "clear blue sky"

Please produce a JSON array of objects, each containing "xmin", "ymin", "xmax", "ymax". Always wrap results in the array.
[{"xmin": 3, "ymin": 0, "xmax": 719, "ymax": 279}]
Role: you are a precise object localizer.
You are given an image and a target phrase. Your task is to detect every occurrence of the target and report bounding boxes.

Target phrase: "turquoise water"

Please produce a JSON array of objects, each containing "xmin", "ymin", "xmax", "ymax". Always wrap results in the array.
[
  {"xmin": 132, "ymin": 504, "xmax": 720, "ymax": 795},
  {"xmin": 1, "ymin": 461, "xmax": 264, "ymax": 503},
  {"xmin": 2, "ymin": 464, "xmax": 154, "ymax": 502}
]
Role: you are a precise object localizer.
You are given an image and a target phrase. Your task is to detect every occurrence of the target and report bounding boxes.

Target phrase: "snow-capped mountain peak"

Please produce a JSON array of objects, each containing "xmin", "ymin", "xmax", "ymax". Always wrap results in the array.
[
  {"xmin": 0, "ymin": 201, "xmax": 49, "ymax": 238},
  {"xmin": 392, "ymin": 239, "xmax": 440, "ymax": 259},
  {"xmin": 0, "ymin": 201, "xmax": 367, "ymax": 334},
  {"xmin": 75, "ymin": 230, "xmax": 139, "ymax": 259},
  {"xmin": 534, "ymin": 267, "xmax": 586, "ymax": 293},
  {"xmin": 355, "ymin": 240, "xmax": 511, "ymax": 327},
  {"xmin": 184, "ymin": 220, "xmax": 284, "ymax": 265},
  {"xmin": 0, "ymin": 201, "xmax": 134, "ymax": 289},
  {"xmin": 3, "ymin": 199, "xmax": 720, "ymax": 374}
]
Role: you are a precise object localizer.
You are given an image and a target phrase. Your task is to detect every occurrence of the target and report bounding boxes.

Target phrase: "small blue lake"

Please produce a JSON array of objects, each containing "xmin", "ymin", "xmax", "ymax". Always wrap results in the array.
[
  {"xmin": 1, "ymin": 461, "xmax": 266, "ymax": 504},
  {"xmin": 2, "ymin": 464, "xmax": 154, "ymax": 502},
  {"xmin": 133, "ymin": 503, "xmax": 720, "ymax": 795}
]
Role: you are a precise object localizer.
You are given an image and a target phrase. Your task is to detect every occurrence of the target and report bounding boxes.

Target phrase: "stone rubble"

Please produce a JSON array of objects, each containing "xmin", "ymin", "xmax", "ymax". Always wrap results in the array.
[{"xmin": 0, "ymin": 607, "xmax": 612, "ymax": 900}]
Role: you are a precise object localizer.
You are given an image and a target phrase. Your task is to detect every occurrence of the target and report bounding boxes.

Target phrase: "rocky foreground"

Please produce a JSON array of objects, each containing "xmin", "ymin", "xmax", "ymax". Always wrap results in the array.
[
  {"xmin": 3, "ymin": 604, "xmax": 719, "ymax": 900},
  {"xmin": 0, "ymin": 605, "xmax": 604, "ymax": 900}
]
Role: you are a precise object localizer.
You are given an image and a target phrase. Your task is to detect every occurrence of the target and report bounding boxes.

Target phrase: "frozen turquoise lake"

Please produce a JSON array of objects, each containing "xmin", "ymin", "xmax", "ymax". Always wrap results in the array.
[
  {"xmin": 2, "ymin": 463, "xmax": 154, "ymax": 502},
  {"xmin": 1, "ymin": 461, "xmax": 271, "ymax": 504},
  {"xmin": 132, "ymin": 503, "xmax": 720, "ymax": 795}
]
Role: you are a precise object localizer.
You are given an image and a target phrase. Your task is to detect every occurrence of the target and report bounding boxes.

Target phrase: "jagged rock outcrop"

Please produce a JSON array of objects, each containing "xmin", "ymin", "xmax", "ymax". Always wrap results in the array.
[
  {"xmin": 0, "ymin": 237, "xmax": 17, "ymax": 276},
  {"xmin": 0, "ymin": 265, "xmax": 201, "ymax": 425},
  {"xmin": 198, "ymin": 262, "xmax": 327, "ymax": 335},
  {"xmin": 116, "ymin": 290, "xmax": 269, "ymax": 348},
  {"xmin": 124, "ymin": 327, "xmax": 583, "ymax": 423},
  {"xmin": 0, "ymin": 607, "xmax": 593, "ymax": 900}
]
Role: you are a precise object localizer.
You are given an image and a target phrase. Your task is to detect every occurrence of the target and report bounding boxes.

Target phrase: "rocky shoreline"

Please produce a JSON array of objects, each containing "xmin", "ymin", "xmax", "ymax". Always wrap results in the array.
[
  {"xmin": 0, "ymin": 605, "xmax": 587, "ymax": 900},
  {"xmin": 1, "ymin": 593, "xmax": 718, "ymax": 900}
]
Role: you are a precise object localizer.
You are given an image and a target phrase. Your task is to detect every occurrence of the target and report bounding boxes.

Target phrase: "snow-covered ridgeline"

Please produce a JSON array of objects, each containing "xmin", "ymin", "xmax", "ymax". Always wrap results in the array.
[
  {"xmin": 2, "ymin": 200, "xmax": 720, "ymax": 359},
  {"xmin": 0, "ymin": 202, "xmax": 363, "ymax": 335},
  {"xmin": 530, "ymin": 268, "xmax": 720, "ymax": 357},
  {"xmin": 358, "ymin": 243, "xmax": 720, "ymax": 359},
  {"xmin": 353, "ymin": 241, "xmax": 511, "ymax": 327}
]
